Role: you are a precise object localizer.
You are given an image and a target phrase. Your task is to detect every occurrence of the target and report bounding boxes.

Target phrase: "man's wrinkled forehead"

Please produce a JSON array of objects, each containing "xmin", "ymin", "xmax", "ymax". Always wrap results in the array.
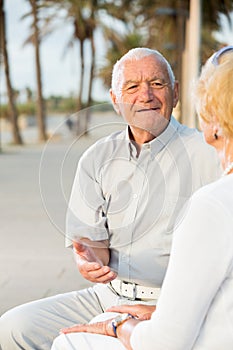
[{"xmin": 119, "ymin": 55, "xmax": 168, "ymax": 87}]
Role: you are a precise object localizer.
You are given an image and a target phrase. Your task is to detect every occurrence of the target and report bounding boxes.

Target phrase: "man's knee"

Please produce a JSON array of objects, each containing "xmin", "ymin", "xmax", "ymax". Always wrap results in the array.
[
  {"xmin": 0, "ymin": 302, "xmax": 52, "ymax": 350},
  {"xmin": 0, "ymin": 306, "xmax": 33, "ymax": 348}
]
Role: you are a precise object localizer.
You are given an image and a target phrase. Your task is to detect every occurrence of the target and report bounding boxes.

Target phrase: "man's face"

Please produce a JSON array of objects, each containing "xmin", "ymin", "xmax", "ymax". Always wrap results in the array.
[{"xmin": 110, "ymin": 55, "xmax": 179, "ymax": 137}]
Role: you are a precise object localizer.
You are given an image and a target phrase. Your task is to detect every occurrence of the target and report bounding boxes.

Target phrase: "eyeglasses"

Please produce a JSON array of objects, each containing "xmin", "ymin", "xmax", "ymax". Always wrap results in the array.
[{"xmin": 211, "ymin": 45, "xmax": 233, "ymax": 66}]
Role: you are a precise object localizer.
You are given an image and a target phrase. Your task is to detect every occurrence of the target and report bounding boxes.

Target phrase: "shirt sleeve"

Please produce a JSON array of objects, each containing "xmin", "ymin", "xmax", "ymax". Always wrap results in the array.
[
  {"xmin": 130, "ymin": 192, "xmax": 233, "ymax": 350},
  {"xmin": 65, "ymin": 147, "xmax": 109, "ymax": 247}
]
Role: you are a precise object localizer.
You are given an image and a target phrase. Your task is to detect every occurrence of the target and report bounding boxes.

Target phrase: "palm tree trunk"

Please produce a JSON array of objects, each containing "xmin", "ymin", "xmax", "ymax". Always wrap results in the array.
[
  {"xmin": 84, "ymin": 34, "xmax": 95, "ymax": 133},
  {"xmin": 0, "ymin": 0, "xmax": 23, "ymax": 145},
  {"xmin": 87, "ymin": 35, "xmax": 95, "ymax": 107},
  {"xmin": 77, "ymin": 39, "xmax": 84, "ymax": 112},
  {"xmin": 75, "ymin": 40, "xmax": 85, "ymax": 135},
  {"xmin": 31, "ymin": 0, "xmax": 47, "ymax": 141}
]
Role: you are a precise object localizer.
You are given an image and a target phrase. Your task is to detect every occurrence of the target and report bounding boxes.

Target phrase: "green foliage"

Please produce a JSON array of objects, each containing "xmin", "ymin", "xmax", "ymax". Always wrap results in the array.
[
  {"xmin": 53, "ymin": 96, "xmax": 77, "ymax": 113},
  {"xmin": 0, "ymin": 103, "xmax": 35, "ymax": 119},
  {"xmin": 2, "ymin": 0, "xmax": 233, "ymax": 129},
  {"xmin": 97, "ymin": 0, "xmax": 233, "ymax": 89},
  {"xmin": 27, "ymin": 0, "xmax": 233, "ymax": 104},
  {"xmin": 0, "ymin": 105, "xmax": 8, "ymax": 119},
  {"xmin": 18, "ymin": 103, "xmax": 36, "ymax": 116}
]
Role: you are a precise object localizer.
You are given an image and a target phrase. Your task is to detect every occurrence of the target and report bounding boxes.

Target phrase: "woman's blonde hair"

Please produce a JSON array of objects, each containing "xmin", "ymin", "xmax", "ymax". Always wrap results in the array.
[{"xmin": 195, "ymin": 49, "xmax": 233, "ymax": 137}]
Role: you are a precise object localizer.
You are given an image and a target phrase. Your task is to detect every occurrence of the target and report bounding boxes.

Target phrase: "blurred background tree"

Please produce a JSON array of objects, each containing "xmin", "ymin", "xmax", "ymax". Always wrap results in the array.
[
  {"xmin": 0, "ymin": 0, "xmax": 232, "ymax": 144},
  {"xmin": 0, "ymin": 0, "xmax": 23, "ymax": 145},
  {"xmin": 23, "ymin": 0, "xmax": 47, "ymax": 141}
]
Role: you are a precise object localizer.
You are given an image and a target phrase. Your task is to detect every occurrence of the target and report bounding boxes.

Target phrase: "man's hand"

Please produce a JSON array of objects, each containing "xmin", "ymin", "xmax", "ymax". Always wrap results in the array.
[{"xmin": 73, "ymin": 240, "xmax": 117, "ymax": 284}]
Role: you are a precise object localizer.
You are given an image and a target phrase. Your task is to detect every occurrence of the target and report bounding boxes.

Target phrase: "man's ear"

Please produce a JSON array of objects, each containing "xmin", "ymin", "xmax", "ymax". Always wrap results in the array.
[
  {"xmin": 110, "ymin": 89, "xmax": 120, "ymax": 115},
  {"xmin": 173, "ymin": 81, "xmax": 179, "ymax": 108}
]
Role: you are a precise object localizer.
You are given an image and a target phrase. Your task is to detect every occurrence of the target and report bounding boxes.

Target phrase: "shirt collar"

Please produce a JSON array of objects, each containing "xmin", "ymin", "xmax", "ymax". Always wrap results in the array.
[
  {"xmin": 125, "ymin": 126, "xmax": 137, "ymax": 160},
  {"xmin": 125, "ymin": 116, "xmax": 180, "ymax": 159}
]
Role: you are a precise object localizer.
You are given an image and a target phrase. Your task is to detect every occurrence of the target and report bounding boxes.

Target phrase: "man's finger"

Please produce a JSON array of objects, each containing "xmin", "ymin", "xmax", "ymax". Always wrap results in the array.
[
  {"xmin": 90, "ymin": 270, "xmax": 117, "ymax": 283},
  {"xmin": 106, "ymin": 305, "xmax": 134, "ymax": 314},
  {"xmin": 89, "ymin": 265, "xmax": 110, "ymax": 275},
  {"xmin": 80, "ymin": 261, "xmax": 102, "ymax": 271}
]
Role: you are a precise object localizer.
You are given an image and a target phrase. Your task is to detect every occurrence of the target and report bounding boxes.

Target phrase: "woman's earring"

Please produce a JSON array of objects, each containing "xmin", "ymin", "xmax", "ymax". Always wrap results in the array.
[{"xmin": 214, "ymin": 133, "xmax": 218, "ymax": 140}]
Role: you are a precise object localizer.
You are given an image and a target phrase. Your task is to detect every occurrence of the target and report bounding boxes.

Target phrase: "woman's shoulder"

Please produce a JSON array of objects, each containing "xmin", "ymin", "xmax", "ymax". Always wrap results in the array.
[{"xmin": 192, "ymin": 175, "xmax": 233, "ymax": 215}]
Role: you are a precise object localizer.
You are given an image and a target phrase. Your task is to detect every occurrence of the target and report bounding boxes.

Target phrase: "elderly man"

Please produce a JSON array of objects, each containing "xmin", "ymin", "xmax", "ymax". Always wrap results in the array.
[{"xmin": 0, "ymin": 48, "xmax": 220, "ymax": 350}]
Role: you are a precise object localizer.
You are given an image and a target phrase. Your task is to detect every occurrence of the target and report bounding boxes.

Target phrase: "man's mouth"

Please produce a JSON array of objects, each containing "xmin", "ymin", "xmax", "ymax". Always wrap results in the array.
[{"xmin": 137, "ymin": 107, "xmax": 160, "ymax": 112}]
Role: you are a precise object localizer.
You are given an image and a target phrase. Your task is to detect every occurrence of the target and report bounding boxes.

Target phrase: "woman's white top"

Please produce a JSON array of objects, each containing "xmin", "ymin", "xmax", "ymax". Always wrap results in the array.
[{"xmin": 131, "ymin": 174, "xmax": 233, "ymax": 349}]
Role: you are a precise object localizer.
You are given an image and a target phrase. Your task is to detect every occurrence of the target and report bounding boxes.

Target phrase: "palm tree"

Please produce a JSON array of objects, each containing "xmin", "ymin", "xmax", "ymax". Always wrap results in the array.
[
  {"xmin": 96, "ymin": 0, "xmax": 183, "ymax": 90},
  {"xmin": 25, "ymin": 87, "xmax": 33, "ymax": 103},
  {"xmin": 40, "ymin": 0, "xmax": 99, "ymax": 133},
  {"xmin": 86, "ymin": 0, "xmax": 97, "ymax": 108},
  {"xmin": 22, "ymin": 0, "xmax": 232, "ymax": 130},
  {"xmin": 27, "ymin": 0, "xmax": 47, "ymax": 141},
  {"xmin": 98, "ymin": 30, "xmax": 145, "ymax": 89},
  {"xmin": 97, "ymin": 1, "xmax": 149, "ymax": 89},
  {"xmin": 97, "ymin": 0, "xmax": 232, "ymax": 122},
  {"xmin": 0, "ymin": 0, "xmax": 23, "ymax": 145},
  {"xmin": 65, "ymin": 0, "xmax": 98, "ymax": 111},
  {"xmin": 72, "ymin": 2, "xmax": 86, "ymax": 112},
  {"xmin": 201, "ymin": 0, "xmax": 233, "ymax": 62}
]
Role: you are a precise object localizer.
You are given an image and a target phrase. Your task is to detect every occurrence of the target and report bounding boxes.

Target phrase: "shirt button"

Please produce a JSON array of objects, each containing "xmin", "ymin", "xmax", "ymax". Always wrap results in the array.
[
  {"xmin": 133, "ymin": 194, "xmax": 138, "ymax": 199},
  {"xmin": 121, "ymin": 255, "xmax": 127, "ymax": 262}
]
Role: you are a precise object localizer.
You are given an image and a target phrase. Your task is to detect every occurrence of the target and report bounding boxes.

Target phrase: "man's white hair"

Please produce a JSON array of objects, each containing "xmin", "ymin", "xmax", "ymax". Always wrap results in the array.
[{"xmin": 111, "ymin": 47, "xmax": 175, "ymax": 97}]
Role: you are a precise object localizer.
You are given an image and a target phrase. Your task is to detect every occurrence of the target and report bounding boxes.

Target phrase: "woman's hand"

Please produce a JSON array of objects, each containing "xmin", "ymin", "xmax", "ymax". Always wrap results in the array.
[
  {"xmin": 60, "ymin": 304, "xmax": 156, "ymax": 343},
  {"xmin": 60, "ymin": 311, "xmax": 145, "ymax": 350},
  {"xmin": 60, "ymin": 318, "xmax": 116, "ymax": 337},
  {"xmin": 106, "ymin": 304, "xmax": 156, "ymax": 320}
]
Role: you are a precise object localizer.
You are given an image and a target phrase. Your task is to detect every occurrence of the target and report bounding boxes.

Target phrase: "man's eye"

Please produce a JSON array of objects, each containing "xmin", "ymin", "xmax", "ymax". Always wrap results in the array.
[
  {"xmin": 127, "ymin": 85, "xmax": 138, "ymax": 90},
  {"xmin": 151, "ymin": 81, "xmax": 163, "ymax": 88}
]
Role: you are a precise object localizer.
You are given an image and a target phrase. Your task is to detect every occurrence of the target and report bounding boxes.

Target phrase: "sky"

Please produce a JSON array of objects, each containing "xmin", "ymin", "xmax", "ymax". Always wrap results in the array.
[
  {"xmin": 0, "ymin": 0, "xmax": 110, "ymax": 103},
  {"xmin": 0, "ymin": 1, "xmax": 233, "ymax": 103}
]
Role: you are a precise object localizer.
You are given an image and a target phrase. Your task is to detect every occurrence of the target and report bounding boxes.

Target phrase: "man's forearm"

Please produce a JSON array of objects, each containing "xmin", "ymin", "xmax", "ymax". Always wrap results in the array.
[{"xmin": 73, "ymin": 238, "xmax": 110, "ymax": 266}]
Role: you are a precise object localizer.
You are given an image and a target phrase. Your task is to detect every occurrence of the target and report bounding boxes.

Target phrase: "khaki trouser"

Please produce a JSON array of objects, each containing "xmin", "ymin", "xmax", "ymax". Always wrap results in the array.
[{"xmin": 0, "ymin": 283, "xmax": 156, "ymax": 350}]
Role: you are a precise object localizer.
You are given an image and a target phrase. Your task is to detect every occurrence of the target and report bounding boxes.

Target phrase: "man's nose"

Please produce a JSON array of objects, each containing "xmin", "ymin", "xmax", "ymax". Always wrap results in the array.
[{"xmin": 138, "ymin": 83, "xmax": 153, "ymax": 102}]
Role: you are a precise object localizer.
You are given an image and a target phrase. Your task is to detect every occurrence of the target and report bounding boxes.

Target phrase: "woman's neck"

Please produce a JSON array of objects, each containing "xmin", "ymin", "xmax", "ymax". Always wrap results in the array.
[{"xmin": 219, "ymin": 137, "xmax": 233, "ymax": 175}]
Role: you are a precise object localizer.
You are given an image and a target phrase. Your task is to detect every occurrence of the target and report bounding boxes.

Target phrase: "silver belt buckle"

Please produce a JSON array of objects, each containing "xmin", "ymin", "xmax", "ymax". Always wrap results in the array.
[{"xmin": 121, "ymin": 281, "xmax": 137, "ymax": 300}]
